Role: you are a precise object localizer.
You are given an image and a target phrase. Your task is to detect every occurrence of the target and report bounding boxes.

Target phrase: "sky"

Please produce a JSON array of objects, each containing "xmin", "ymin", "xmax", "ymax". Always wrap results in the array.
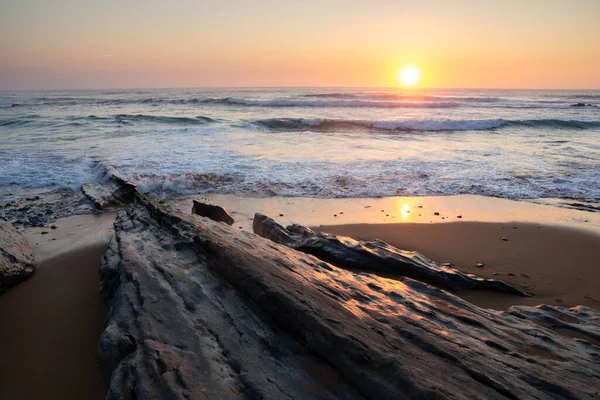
[{"xmin": 1, "ymin": 0, "xmax": 599, "ymax": 90}]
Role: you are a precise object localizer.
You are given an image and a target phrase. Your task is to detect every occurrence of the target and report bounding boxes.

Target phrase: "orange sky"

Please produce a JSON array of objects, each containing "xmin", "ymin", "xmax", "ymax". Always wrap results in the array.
[{"xmin": 1, "ymin": 0, "xmax": 599, "ymax": 89}]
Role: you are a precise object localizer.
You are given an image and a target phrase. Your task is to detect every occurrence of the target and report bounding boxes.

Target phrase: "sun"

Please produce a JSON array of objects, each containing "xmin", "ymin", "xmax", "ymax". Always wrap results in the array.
[{"xmin": 397, "ymin": 66, "xmax": 421, "ymax": 87}]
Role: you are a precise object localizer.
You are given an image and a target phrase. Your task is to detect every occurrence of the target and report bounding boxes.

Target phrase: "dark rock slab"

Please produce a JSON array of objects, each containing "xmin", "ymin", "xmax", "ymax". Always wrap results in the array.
[
  {"xmin": 0, "ymin": 219, "xmax": 36, "ymax": 292},
  {"xmin": 99, "ymin": 199, "xmax": 600, "ymax": 399},
  {"xmin": 82, "ymin": 177, "xmax": 138, "ymax": 210},
  {"xmin": 191, "ymin": 199, "xmax": 234, "ymax": 225},
  {"xmin": 0, "ymin": 188, "xmax": 94, "ymax": 228},
  {"xmin": 253, "ymin": 213, "xmax": 528, "ymax": 296}
]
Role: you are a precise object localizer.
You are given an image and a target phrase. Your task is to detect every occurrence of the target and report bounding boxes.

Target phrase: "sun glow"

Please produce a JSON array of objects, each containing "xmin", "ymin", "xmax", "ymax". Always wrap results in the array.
[{"xmin": 397, "ymin": 66, "xmax": 421, "ymax": 87}]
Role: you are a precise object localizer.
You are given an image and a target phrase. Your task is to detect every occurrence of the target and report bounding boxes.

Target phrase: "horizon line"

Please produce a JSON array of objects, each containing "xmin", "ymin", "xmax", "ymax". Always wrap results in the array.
[{"xmin": 2, "ymin": 85, "xmax": 600, "ymax": 92}]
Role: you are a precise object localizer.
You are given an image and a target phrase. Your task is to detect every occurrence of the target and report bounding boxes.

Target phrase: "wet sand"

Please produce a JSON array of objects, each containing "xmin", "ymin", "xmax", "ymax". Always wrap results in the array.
[
  {"xmin": 317, "ymin": 222, "xmax": 600, "ymax": 310},
  {"xmin": 0, "ymin": 215, "xmax": 113, "ymax": 400}
]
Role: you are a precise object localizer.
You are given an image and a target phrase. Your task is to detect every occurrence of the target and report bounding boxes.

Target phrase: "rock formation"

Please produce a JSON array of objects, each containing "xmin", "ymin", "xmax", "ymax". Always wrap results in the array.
[
  {"xmin": 570, "ymin": 103, "xmax": 596, "ymax": 107},
  {"xmin": 253, "ymin": 213, "xmax": 528, "ymax": 296},
  {"xmin": 82, "ymin": 176, "xmax": 138, "ymax": 210},
  {"xmin": 0, "ymin": 218, "xmax": 36, "ymax": 292},
  {"xmin": 99, "ymin": 198, "xmax": 600, "ymax": 399},
  {"xmin": 191, "ymin": 199, "xmax": 235, "ymax": 225},
  {"xmin": 0, "ymin": 189, "xmax": 94, "ymax": 227}
]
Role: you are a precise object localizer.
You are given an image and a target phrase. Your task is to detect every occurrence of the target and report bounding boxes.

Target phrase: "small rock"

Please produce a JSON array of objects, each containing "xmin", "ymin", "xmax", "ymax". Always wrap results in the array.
[
  {"xmin": 476, "ymin": 263, "xmax": 484, "ymax": 268},
  {"xmin": 50, "ymin": 225, "xmax": 57, "ymax": 230},
  {"xmin": 442, "ymin": 263, "xmax": 452, "ymax": 267},
  {"xmin": 41, "ymin": 231, "xmax": 49, "ymax": 235},
  {"xmin": 279, "ymin": 214, "xmax": 284, "ymax": 217},
  {"xmin": 339, "ymin": 212, "xmax": 344, "ymax": 215},
  {"xmin": 417, "ymin": 205, "xmax": 423, "ymax": 208},
  {"xmin": 192, "ymin": 200, "xmax": 235, "ymax": 225},
  {"xmin": 457, "ymin": 215, "xmax": 462, "ymax": 219},
  {"xmin": 434, "ymin": 212, "xmax": 440, "ymax": 216},
  {"xmin": 364, "ymin": 205, "xmax": 371, "ymax": 208},
  {"xmin": 508, "ymin": 273, "xmax": 515, "ymax": 276},
  {"xmin": 333, "ymin": 214, "xmax": 337, "ymax": 217},
  {"xmin": 501, "ymin": 237, "xmax": 508, "ymax": 241},
  {"xmin": 493, "ymin": 272, "xmax": 499, "ymax": 276}
]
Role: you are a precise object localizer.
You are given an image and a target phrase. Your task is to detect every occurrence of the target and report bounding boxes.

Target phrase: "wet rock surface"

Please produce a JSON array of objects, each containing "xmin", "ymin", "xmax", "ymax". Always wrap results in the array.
[
  {"xmin": 191, "ymin": 199, "xmax": 235, "ymax": 225},
  {"xmin": 0, "ymin": 189, "xmax": 94, "ymax": 228},
  {"xmin": 100, "ymin": 199, "xmax": 600, "ymax": 399},
  {"xmin": 253, "ymin": 213, "xmax": 528, "ymax": 296},
  {"xmin": 0, "ymin": 219, "xmax": 36, "ymax": 292},
  {"xmin": 82, "ymin": 177, "xmax": 138, "ymax": 210}
]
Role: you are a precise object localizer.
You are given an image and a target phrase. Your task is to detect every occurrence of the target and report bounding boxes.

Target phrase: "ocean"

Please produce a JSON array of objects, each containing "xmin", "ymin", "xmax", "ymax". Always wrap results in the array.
[{"xmin": 1, "ymin": 88, "xmax": 599, "ymax": 201}]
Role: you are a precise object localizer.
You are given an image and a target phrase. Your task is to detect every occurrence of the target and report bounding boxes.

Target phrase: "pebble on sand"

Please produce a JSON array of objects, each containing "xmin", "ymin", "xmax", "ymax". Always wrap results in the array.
[{"xmin": 476, "ymin": 263, "xmax": 484, "ymax": 268}]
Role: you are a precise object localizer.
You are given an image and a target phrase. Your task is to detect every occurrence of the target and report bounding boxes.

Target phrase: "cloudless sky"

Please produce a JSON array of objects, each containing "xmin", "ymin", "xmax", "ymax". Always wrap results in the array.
[{"xmin": 1, "ymin": 0, "xmax": 599, "ymax": 89}]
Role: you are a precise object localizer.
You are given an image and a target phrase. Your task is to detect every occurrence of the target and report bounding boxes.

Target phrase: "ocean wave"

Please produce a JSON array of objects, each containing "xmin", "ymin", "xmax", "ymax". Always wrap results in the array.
[
  {"xmin": 302, "ymin": 93, "xmax": 503, "ymax": 103},
  {"xmin": 21, "ymin": 95, "xmax": 598, "ymax": 109},
  {"xmin": 567, "ymin": 94, "xmax": 600, "ymax": 100},
  {"xmin": 113, "ymin": 114, "xmax": 216, "ymax": 125},
  {"xmin": 127, "ymin": 172, "xmax": 245, "ymax": 196},
  {"xmin": 253, "ymin": 118, "xmax": 600, "ymax": 132},
  {"xmin": 225, "ymin": 97, "xmax": 460, "ymax": 108},
  {"xmin": 506, "ymin": 119, "xmax": 600, "ymax": 129}
]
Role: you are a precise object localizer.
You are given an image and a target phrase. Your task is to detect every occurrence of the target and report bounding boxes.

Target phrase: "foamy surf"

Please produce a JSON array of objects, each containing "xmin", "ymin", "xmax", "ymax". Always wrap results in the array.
[{"xmin": 1, "ymin": 88, "xmax": 599, "ymax": 202}]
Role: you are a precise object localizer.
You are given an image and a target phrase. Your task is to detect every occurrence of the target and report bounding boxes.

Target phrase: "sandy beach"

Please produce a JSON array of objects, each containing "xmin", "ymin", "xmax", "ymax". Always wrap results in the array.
[
  {"xmin": 318, "ymin": 222, "xmax": 600, "ymax": 310},
  {"xmin": 0, "ymin": 213, "xmax": 114, "ymax": 400}
]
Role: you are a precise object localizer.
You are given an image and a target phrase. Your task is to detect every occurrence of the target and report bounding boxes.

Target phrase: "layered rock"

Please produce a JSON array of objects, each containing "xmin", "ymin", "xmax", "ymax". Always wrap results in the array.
[
  {"xmin": 0, "ymin": 219, "xmax": 36, "ymax": 292},
  {"xmin": 191, "ymin": 199, "xmax": 234, "ymax": 225},
  {"xmin": 0, "ymin": 189, "xmax": 94, "ymax": 227},
  {"xmin": 253, "ymin": 213, "xmax": 528, "ymax": 296},
  {"xmin": 99, "ymin": 199, "xmax": 600, "ymax": 399},
  {"xmin": 82, "ymin": 176, "xmax": 138, "ymax": 210}
]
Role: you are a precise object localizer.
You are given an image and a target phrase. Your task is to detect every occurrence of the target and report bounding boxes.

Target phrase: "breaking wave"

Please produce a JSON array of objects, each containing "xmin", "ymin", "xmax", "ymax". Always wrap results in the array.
[
  {"xmin": 253, "ymin": 118, "xmax": 600, "ymax": 132},
  {"xmin": 113, "ymin": 114, "xmax": 216, "ymax": 125}
]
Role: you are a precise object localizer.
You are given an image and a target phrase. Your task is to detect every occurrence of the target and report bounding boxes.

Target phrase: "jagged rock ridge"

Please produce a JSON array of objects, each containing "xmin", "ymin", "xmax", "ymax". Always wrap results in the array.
[
  {"xmin": 99, "ymin": 199, "xmax": 600, "ymax": 399},
  {"xmin": 82, "ymin": 176, "xmax": 138, "ymax": 210}
]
